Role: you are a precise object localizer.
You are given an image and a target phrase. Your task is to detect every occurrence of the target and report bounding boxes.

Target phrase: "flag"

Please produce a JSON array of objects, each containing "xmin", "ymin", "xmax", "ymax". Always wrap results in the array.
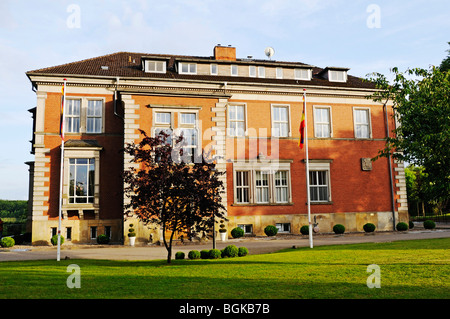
[
  {"xmin": 60, "ymin": 79, "xmax": 66, "ymax": 140},
  {"xmin": 298, "ymin": 92, "xmax": 306, "ymax": 149}
]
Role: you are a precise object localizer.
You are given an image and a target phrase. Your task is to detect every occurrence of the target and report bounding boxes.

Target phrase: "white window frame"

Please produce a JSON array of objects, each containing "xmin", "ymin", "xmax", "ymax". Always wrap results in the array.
[
  {"xmin": 235, "ymin": 171, "xmax": 250, "ymax": 204},
  {"xmin": 86, "ymin": 99, "xmax": 103, "ymax": 134},
  {"xmin": 276, "ymin": 67, "xmax": 283, "ymax": 79},
  {"xmin": 231, "ymin": 64, "xmax": 238, "ymax": 76},
  {"xmin": 178, "ymin": 62, "xmax": 197, "ymax": 74},
  {"xmin": 313, "ymin": 105, "xmax": 332, "ymax": 138},
  {"xmin": 64, "ymin": 97, "xmax": 105, "ymax": 135},
  {"xmin": 353, "ymin": 107, "xmax": 372, "ymax": 139},
  {"xmin": 227, "ymin": 104, "xmax": 247, "ymax": 137},
  {"xmin": 249, "ymin": 65, "xmax": 256, "ymax": 77},
  {"xmin": 328, "ymin": 70, "xmax": 347, "ymax": 82},
  {"xmin": 294, "ymin": 68, "xmax": 311, "ymax": 80},
  {"xmin": 308, "ymin": 162, "xmax": 331, "ymax": 203},
  {"xmin": 210, "ymin": 64, "xmax": 218, "ymax": 75},
  {"xmin": 238, "ymin": 224, "xmax": 253, "ymax": 235},
  {"xmin": 144, "ymin": 60, "xmax": 166, "ymax": 73},
  {"xmin": 258, "ymin": 66, "xmax": 265, "ymax": 78},
  {"xmin": 254, "ymin": 170, "xmax": 270, "ymax": 204},
  {"xmin": 276, "ymin": 223, "xmax": 291, "ymax": 233},
  {"xmin": 271, "ymin": 104, "xmax": 291, "ymax": 137}
]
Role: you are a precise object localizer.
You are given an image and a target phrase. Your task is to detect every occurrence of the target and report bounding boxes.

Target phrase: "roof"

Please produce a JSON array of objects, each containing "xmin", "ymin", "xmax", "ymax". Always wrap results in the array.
[{"xmin": 27, "ymin": 51, "xmax": 376, "ymax": 89}]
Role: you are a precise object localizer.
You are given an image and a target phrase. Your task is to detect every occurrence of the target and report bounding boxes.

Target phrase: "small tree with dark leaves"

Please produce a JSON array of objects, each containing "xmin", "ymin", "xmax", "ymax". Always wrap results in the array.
[{"xmin": 123, "ymin": 130, "xmax": 226, "ymax": 263}]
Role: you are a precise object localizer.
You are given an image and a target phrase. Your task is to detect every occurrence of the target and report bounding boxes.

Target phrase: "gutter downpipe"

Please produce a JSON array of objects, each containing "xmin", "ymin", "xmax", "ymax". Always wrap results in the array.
[
  {"xmin": 384, "ymin": 102, "xmax": 396, "ymax": 230},
  {"xmin": 114, "ymin": 77, "xmax": 123, "ymax": 119}
]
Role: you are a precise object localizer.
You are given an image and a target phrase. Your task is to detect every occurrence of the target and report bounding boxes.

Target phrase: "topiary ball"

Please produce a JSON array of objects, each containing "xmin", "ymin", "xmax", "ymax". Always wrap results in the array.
[
  {"xmin": 175, "ymin": 251, "xmax": 185, "ymax": 259},
  {"xmin": 0, "ymin": 237, "xmax": 15, "ymax": 248},
  {"xmin": 396, "ymin": 222, "xmax": 408, "ymax": 231},
  {"xmin": 51, "ymin": 234, "xmax": 64, "ymax": 246},
  {"xmin": 231, "ymin": 227, "xmax": 244, "ymax": 238},
  {"xmin": 363, "ymin": 223, "xmax": 376, "ymax": 233},
  {"xmin": 264, "ymin": 225, "xmax": 278, "ymax": 237},
  {"xmin": 423, "ymin": 220, "xmax": 436, "ymax": 230},
  {"xmin": 238, "ymin": 247, "xmax": 249, "ymax": 257},
  {"xmin": 200, "ymin": 249, "xmax": 210, "ymax": 259},
  {"xmin": 188, "ymin": 250, "xmax": 200, "ymax": 259},
  {"xmin": 333, "ymin": 224, "xmax": 345, "ymax": 234},
  {"xmin": 209, "ymin": 249, "xmax": 221, "ymax": 259},
  {"xmin": 222, "ymin": 245, "xmax": 239, "ymax": 258},
  {"xmin": 300, "ymin": 225, "xmax": 309, "ymax": 235},
  {"xmin": 97, "ymin": 234, "xmax": 110, "ymax": 244}
]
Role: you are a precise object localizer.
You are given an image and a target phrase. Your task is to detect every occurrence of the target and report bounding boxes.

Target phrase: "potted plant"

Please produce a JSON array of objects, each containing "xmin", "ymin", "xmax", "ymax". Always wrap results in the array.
[
  {"xmin": 219, "ymin": 220, "xmax": 227, "ymax": 241},
  {"xmin": 128, "ymin": 224, "xmax": 136, "ymax": 246}
]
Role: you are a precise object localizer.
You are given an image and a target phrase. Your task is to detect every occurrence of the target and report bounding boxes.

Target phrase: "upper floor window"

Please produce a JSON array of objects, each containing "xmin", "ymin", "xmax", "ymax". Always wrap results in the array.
[
  {"xmin": 271, "ymin": 105, "xmax": 290, "ymax": 137},
  {"xmin": 328, "ymin": 70, "xmax": 346, "ymax": 82},
  {"xmin": 258, "ymin": 66, "xmax": 265, "ymax": 78},
  {"xmin": 87, "ymin": 100, "xmax": 103, "ymax": 133},
  {"xmin": 231, "ymin": 65, "xmax": 238, "ymax": 76},
  {"xmin": 210, "ymin": 64, "xmax": 218, "ymax": 75},
  {"xmin": 65, "ymin": 99, "xmax": 81, "ymax": 133},
  {"xmin": 65, "ymin": 98, "xmax": 104, "ymax": 134},
  {"xmin": 228, "ymin": 104, "xmax": 246, "ymax": 137},
  {"xmin": 313, "ymin": 106, "xmax": 332, "ymax": 138},
  {"xmin": 294, "ymin": 68, "xmax": 311, "ymax": 80},
  {"xmin": 276, "ymin": 67, "xmax": 283, "ymax": 79},
  {"xmin": 69, "ymin": 158, "xmax": 95, "ymax": 204},
  {"xmin": 353, "ymin": 108, "xmax": 371, "ymax": 138},
  {"xmin": 144, "ymin": 60, "xmax": 166, "ymax": 73},
  {"xmin": 179, "ymin": 62, "xmax": 197, "ymax": 74},
  {"xmin": 249, "ymin": 65, "xmax": 256, "ymax": 77}
]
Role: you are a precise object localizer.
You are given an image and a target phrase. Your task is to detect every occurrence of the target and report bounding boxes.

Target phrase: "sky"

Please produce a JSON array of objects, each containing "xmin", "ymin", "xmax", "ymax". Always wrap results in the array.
[{"xmin": 0, "ymin": 0, "xmax": 449, "ymax": 200}]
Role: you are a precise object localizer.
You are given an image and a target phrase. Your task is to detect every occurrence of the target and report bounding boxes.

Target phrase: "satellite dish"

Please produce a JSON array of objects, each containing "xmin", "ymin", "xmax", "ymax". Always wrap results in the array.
[{"xmin": 264, "ymin": 47, "xmax": 275, "ymax": 60}]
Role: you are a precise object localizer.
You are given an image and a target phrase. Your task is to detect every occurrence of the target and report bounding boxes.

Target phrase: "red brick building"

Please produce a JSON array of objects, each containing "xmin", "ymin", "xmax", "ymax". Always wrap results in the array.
[{"xmin": 26, "ymin": 45, "xmax": 408, "ymax": 245}]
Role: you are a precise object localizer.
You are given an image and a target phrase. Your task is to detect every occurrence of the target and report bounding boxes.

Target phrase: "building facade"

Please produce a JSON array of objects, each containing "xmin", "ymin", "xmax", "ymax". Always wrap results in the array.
[{"xmin": 26, "ymin": 45, "xmax": 408, "ymax": 245}]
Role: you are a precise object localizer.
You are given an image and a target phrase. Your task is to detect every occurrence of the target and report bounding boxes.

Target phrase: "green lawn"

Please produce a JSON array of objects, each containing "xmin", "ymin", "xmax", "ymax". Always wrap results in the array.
[{"xmin": 0, "ymin": 238, "xmax": 449, "ymax": 299}]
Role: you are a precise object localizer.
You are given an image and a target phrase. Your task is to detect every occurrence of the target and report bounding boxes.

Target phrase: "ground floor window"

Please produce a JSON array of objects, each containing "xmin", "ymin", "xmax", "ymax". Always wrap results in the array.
[
  {"xmin": 104, "ymin": 226, "xmax": 112, "ymax": 239},
  {"xmin": 276, "ymin": 223, "xmax": 291, "ymax": 233},
  {"xmin": 90, "ymin": 226, "xmax": 97, "ymax": 239},
  {"xmin": 69, "ymin": 158, "xmax": 95, "ymax": 203},
  {"xmin": 309, "ymin": 170, "xmax": 330, "ymax": 202},
  {"xmin": 238, "ymin": 224, "xmax": 253, "ymax": 235}
]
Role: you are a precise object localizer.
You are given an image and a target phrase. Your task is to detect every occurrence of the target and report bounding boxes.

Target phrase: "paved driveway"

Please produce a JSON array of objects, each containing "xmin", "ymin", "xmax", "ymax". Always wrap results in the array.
[{"xmin": 2, "ymin": 228, "xmax": 450, "ymax": 262}]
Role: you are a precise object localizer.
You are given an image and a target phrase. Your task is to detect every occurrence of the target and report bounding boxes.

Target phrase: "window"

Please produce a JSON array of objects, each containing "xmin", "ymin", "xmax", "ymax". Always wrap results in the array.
[
  {"xmin": 104, "ymin": 226, "xmax": 111, "ymax": 239},
  {"xmin": 309, "ymin": 170, "xmax": 329, "ymax": 202},
  {"xmin": 258, "ymin": 66, "xmax": 265, "ymax": 78},
  {"xmin": 145, "ymin": 60, "xmax": 166, "ymax": 73},
  {"xmin": 155, "ymin": 112, "xmax": 171, "ymax": 125},
  {"xmin": 249, "ymin": 65, "xmax": 256, "ymax": 77},
  {"xmin": 228, "ymin": 104, "xmax": 246, "ymax": 137},
  {"xmin": 272, "ymin": 105, "xmax": 290, "ymax": 137},
  {"xmin": 66, "ymin": 227, "xmax": 72, "ymax": 240},
  {"xmin": 238, "ymin": 224, "xmax": 253, "ymax": 235},
  {"xmin": 274, "ymin": 171, "xmax": 289, "ymax": 203},
  {"xmin": 276, "ymin": 67, "xmax": 283, "ymax": 79},
  {"xmin": 276, "ymin": 223, "xmax": 290, "ymax": 233},
  {"xmin": 329, "ymin": 70, "xmax": 346, "ymax": 82},
  {"xmin": 210, "ymin": 64, "xmax": 218, "ymax": 75},
  {"xmin": 294, "ymin": 68, "xmax": 311, "ymax": 80},
  {"xmin": 69, "ymin": 158, "xmax": 95, "ymax": 203},
  {"xmin": 231, "ymin": 64, "xmax": 238, "ymax": 76},
  {"xmin": 90, "ymin": 226, "xmax": 97, "ymax": 239},
  {"xmin": 235, "ymin": 171, "xmax": 250, "ymax": 203},
  {"xmin": 314, "ymin": 106, "xmax": 331, "ymax": 138},
  {"xmin": 65, "ymin": 99, "xmax": 81, "ymax": 133},
  {"xmin": 179, "ymin": 62, "xmax": 197, "ymax": 74},
  {"xmin": 87, "ymin": 100, "xmax": 102, "ymax": 133},
  {"xmin": 255, "ymin": 171, "xmax": 269, "ymax": 203},
  {"xmin": 354, "ymin": 108, "xmax": 371, "ymax": 138}
]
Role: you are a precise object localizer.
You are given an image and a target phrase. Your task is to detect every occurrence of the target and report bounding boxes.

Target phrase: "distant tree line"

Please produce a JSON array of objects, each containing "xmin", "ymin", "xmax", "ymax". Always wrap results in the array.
[{"xmin": 0, "ymin": 200, "xmax": 28, "ymax": 219}]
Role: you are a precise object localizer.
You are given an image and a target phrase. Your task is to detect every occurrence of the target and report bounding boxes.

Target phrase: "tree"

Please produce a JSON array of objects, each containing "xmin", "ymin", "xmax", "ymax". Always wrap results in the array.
[
  {"xmin": 366, "ymin": 66, "xmax": 450, "ymax": 212},
  {"xmin": 439, "ymin": 42, "xmax": 450, "ymax": 72},
  {"xmin": 123, "ymin": 130, "xmax": 226, "ymax": 263}
]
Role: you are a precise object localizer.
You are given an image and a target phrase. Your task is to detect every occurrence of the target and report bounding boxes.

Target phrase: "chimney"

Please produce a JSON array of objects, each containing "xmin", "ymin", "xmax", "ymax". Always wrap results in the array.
[{"xmin": 213, "ymin": 44, "xmax": 236, "ymax": 61}]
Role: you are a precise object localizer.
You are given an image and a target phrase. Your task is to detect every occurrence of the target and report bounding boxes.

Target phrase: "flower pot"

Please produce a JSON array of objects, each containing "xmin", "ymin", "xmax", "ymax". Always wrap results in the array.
[
  {"xmin": 220, "ymin": 232, "xmax": 227, "ymax": 242},
  {"xmin": 129, "ymin": 236, "xmax": 136, "ymax": 246}
]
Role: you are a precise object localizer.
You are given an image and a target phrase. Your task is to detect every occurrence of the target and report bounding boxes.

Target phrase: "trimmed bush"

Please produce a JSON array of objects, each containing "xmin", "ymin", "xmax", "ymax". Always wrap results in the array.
[
  {"xmin": 423, "ymin": 220, "xmax": 436, "ymax": 230},
  {"xmin": 97, "ymin": 234, "xmax": 110, "ymax": 244},
  {"xmin": 200, "ymin": 249, "xmax": 210, "ymax": 259},
  {"xmin": 333, "ymin": 224, "xmax": 345, "ymax": 234},
  {"xmin": 300, "ymin": 225, "xmax": 309, "ymax": 235},
  {"xmin": 238, "ymin": 246, "xmax": 249, "ymax": 257},
  {"xmin": 188, "ymin": 250, "xmax": 200, "ymax": 260},
  {"xmin": 0, "ymin": 237, "xmax": 15, "ymax": 248},
  {"xmin": 396, "ymin": 222, "xmax": 408, "ymax": 231},
  {"xmin": 222, "ymin": 245, "xmax": 239, "ymax": 258},
  {"xmin": 264, "ymin": 225, "xmax": 278, "ymax": 237},
  {"xmin": 231, "ymin": 227, "xmax": 244, "ymax": 238},
  {"xmin": 175, "ymin": 251, "xmax": 185, "ymax": 260},
  {"xmin": 51, "ymin": 234, "xmax": 64, "ymax": 246},
  {"xmin": 209, "ymin": 249, "xmax": 221, "ymax": 259},
  {"xmin": 409, "ymin": 221, "xmax": 415, "ymax": 229},
  {"xmin": 363, "ymin": 223, "xmax": 376, "ymax": 233}
]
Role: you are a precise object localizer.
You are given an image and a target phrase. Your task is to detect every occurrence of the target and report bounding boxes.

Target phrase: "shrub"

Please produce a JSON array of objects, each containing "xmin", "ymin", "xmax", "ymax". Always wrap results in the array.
[
  {"xmin": 363, "ymin": 223, "xmax": 376, "ymax": 233},
  {"xmin": 231, "ymin": 227, "xmax": 244, "ymax": 238},
  {"xmin": 423, "ymin": 220, "xmax": 436, "ymax": 230},
  {"xmin": 238, "ymin": 247, "xmax": 249, "ymax": 257},
  {"xmin": 209, "ymin": 249, "xmax": 221, "ymax": 259},
  {"xmin": 396, "ymin": 222, "xmax": 408, "ymax": 231},
  {"xmin": 97, "ymin": 234, "xmax": 110, "ymax": 245},
  {"xmin": 219, "ymin": 220, "xmax": 227, "ymax": 233},
  {"xmin": 175, "ymin": 251, "xmax": 185, "ymax": 260},
  {"xmin": 200, "ymin": 249, "xmax": 210, "ymax": 259},
  {"xmin": 333, "ymin": 224, "xmax": 345, "ymax": 234},
  {"xmin": 51, "ymin": 235, "xmax": 64, "ymax": 246},
  {"xmin": 300, "ymin": 225, "xmax": 309, "ymax": 235},
  {"xmin": 223, "ymin": 245, "xmax": 239, "ymax": 258},
  {"xmin": 188, "ymin": 250, "xmax": 200, "ymax": 259},
  {"xmin": 0, "ymin": 237, "xmax": 15, "ymax": 248},
  {"xmin": 128, "ymin": 224, "xmax": 136, "ymax": 237},
  {"xmin": 409, "ymin": 221, "xmax": 415, "ymax": 229},
  {"xmin": 264, "ymin": 225, "xmax": 278, "ymax": 237}
]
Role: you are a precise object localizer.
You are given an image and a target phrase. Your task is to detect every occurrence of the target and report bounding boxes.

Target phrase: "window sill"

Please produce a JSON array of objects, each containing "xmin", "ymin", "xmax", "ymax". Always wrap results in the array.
[
  {"xmin": 307, "ymin": 201, "xmax": 333, "ymax": 205},
  {"xmin": 231, "ymin": 202, "xmax": 294, "ymax": 207}
]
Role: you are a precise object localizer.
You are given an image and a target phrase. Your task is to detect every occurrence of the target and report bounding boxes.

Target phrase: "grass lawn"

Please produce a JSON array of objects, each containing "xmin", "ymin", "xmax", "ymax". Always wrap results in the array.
[{"xmin": 0, "ymin": 238, "xmax": 449, "ymax": 299}]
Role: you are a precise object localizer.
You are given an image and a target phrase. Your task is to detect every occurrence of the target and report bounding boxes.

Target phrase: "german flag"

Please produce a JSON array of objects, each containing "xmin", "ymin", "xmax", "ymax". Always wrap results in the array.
[
  {"xmin": 60, "ymin": 79, "xmax": 66, "ymax": 140},
  {"xmin": 298, "ymin": 91, "xmax": 306, "ymax": 149}
]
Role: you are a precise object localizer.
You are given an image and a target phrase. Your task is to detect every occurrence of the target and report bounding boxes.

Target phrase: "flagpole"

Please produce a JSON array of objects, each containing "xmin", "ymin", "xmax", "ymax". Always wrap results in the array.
[
  {"xmin": 57, "ymin": 78, "xmax": 67, "ymax": 261},
  {"xmin": 303, "ymin": 89, "xmax": 313, "ymax": 249}
]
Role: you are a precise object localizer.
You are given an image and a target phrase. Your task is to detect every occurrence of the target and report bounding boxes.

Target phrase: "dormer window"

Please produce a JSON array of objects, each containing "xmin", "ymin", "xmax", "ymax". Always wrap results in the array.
[
  {"xmin": 231, "ymin": 65, "xmax": 238, "ymax": 76},
  {"xmin": 294, "ymin": 68, "xmax": 311, "ymax": 81},
  {"xmin": 329, "ymin": 70, "xmax": 347, "ymax": 82},
  {"xmin": 144, "ymin": 60, "xmax": 166, "ymax": 73},
  {"xmin": 179, "ymin": 62, "xmax": 197, "ymax": 74},
  {"xmin": 211, "ymin": 64, "xmax": 218, "ymax": 75},
  {"xmin": 258, "ymin": 66, "xmax": 265, "ymax": 78},
  {"xmin": 249, "ymin": 65, "xmax": 256, "ymax": 77}
]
